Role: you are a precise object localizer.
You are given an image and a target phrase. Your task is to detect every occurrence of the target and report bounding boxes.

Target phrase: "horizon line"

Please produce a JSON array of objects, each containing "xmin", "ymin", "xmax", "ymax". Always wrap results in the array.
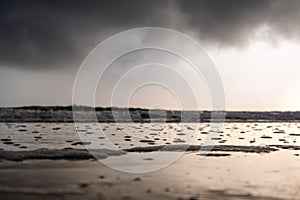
[{"xmin": 0, "ymin": 105, "xmax": 299, "ymax": 113}]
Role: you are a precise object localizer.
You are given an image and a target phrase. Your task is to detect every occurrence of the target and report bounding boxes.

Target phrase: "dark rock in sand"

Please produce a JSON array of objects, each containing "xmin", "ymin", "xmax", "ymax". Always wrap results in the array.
[
  {"xmin": 1, "ymin": 138, "xmax": 11, "ymax": 142},
  {"xmin": 289, "ymin": 133, "xmax": 300, "ymax": 136},
  {"xmin": 139, "ymin": 139, "xmax": 155, "ymax": 143},
  {"xmin": 197, "ymin": 153, "xmax": 231, "ymax": 157},
  {"xmin": 269, "ymin": 145, "xmax": 300, "ymax": 150},
  {"xmin": 78, "ymin": 183, "xmax": 89, "ymax": 188},
  {"xmin": 143, "ymin": 158, "xmax": 154, "ymax": 161},
  {"xmin": 98, "ymin": 175, "xmax": 105, "ymax": 179},
  {"xmin": 261, "ymin": 135, "xmax": 272, "ymax": 139},
  {"xmin": 125, "ymin": 144, "xmax": 279, "ymax": 153},
  {"xmin": 3, "ymin": 141, "xmax": 14, "ymax": 145},
  {"xmin": 211, "ymin": 138, "xmax": 222, "ymax": 140},
  {"xmin": 173, "ymin": 138, "xmax": 186, "ymax": 143},
  {"xmin": 0, "ymin": 148, "xmax": 125, "ymax": 161},
  {"xmin": 133, "ymin": 177, "xmax": 141, "ymax": 181},
  {"xmin": 71, "ymin": 141, "xmax": 91, "ymax": 146}
]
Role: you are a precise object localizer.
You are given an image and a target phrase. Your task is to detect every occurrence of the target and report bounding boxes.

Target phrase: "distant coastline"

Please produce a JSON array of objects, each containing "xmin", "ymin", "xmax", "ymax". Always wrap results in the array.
[{"xmin": 0, "ymin": 106, "xmax": 300, "ymax": 122}]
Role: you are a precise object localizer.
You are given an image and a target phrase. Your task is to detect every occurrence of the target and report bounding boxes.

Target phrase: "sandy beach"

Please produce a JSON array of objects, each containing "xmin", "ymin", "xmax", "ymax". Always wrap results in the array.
[
  {"xmin": 1, "ymin": 150, "xmax": 300, "ymax": 200},
  {"xmin": 1, "ymin": 122, "xmax": 300, "ymax": 200}
]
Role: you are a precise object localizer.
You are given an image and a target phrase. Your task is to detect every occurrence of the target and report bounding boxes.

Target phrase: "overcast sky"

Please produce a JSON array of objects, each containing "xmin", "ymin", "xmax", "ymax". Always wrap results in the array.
[{"xmin": 1, "ymin": 0, "xmax": 300, "ymax": 110}]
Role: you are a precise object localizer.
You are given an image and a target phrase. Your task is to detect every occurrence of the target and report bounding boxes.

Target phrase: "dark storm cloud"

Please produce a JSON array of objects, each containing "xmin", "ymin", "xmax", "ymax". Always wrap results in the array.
[
  {"xmin": 0, "ymin": 0, "xmax": 171, "ymax": 69},
  {"xmin": 177, "ymin": 0, "xmax": 300, "ymax": 46},
  {"xmin": 1, "ymin": 0, "xmax": 300, "ymax": 69}
]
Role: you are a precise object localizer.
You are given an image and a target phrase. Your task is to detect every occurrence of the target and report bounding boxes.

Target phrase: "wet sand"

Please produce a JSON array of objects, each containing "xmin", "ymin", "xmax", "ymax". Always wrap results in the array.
[
  {"xmin": 1, "ymin": 150, "xmax": 300, "ymax": 200},
  {"xmin": 1, "ymin": 122, "xmax": 300, "ymax": 151},
  {"xmin": 1, "ymin": 122, "xmax": 300, "ymax": 199}
]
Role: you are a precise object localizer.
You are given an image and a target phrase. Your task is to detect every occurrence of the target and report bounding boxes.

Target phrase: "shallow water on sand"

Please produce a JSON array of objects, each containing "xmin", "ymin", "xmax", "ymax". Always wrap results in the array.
[{"xmin": 0, "ymin": 122, "xmax": 300, "ymax": 151}]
